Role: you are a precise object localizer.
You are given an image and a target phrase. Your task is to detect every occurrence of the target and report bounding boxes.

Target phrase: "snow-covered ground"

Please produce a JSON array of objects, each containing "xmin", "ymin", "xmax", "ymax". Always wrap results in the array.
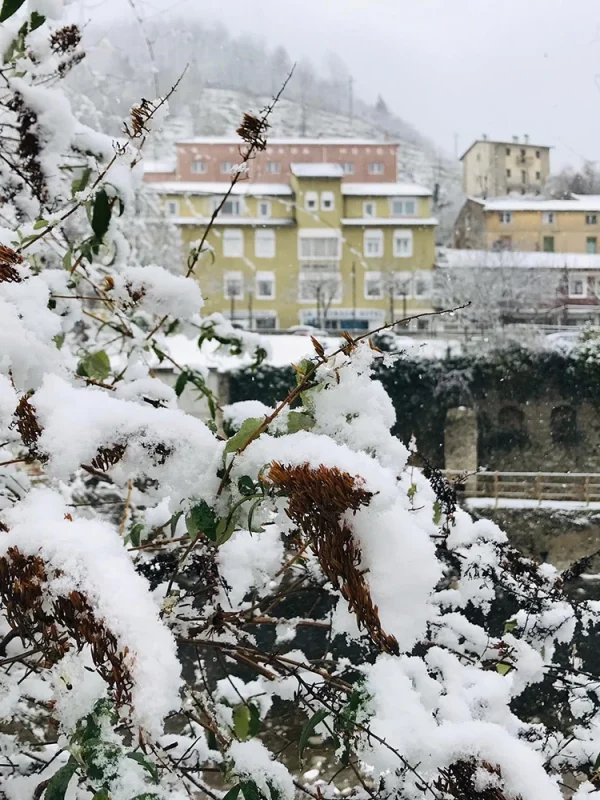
[{"xmin": 468, "ymin": 497, "xmax": 600, "ymax": 511}]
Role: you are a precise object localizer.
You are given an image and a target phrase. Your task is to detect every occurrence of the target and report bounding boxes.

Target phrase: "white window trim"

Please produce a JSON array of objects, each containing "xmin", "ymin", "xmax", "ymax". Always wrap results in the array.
[
  {"xmin": 364, "ymin": 271, "xmax": 383, "ymax": 299},
  {"xmin": 212, "ymin": 196, "xmax": 242, "ymax": 216},
  {"xmin": 221, "ymin": 162, "xmax": 236, "ymax": 175},
  {"xmin": 543, "ymin": 211, "xmax": 554, "ymax": 224},
  {"xmin": 266, "ymin": 161, "xmax": 281, "ymax": 174},
  {"xmin": 298, "ymin": 229, "xmax": 342, "ymax": 260},
  {"xmin": 392, "ymin": 271, "xmax": 413, "ymax": 299},
  {"xmin": 254, "ymin": 228, "xmax": 276, "ymax": 259},
  {"xmin": 568, "ymin": 275, "xmax": 585, "ymax": 297},
  {"xmin": 192, "ymin": 160, "xmax": 207, "ymax": 174},
  {"xmin": 321, "ymin": 191, "xmax": 335, "ymax": 211},
  {"xmin": 258, "ymin": 200, "xmax": 271, "ymax": 219},
  {"xmin": 363, "ymin": 201, "xmax": 376, "ymax": 218},
  {"xmin": 586, "ymin": 214, "xmax": 598, "ymax": 225},
  {"xmin": 393, "ymin": 229, "xmax": 413, "ymax": 258},
  {"xmin": 499, "ymin": 211, "xmax": 512, "ymax": 224},
  {"xmin": 363, "ymin": 229, "xmax": 384, "ymax": 258},
  {"xmin": 224, "ymin": 270, "xmax": 244, "ymax": 299},
  {"xmin": 390, "ymin": 197, "xmax": 417, "ymax": 217},
  {"xmin": 305, "ymin": 191, "xmax": 318, "ymax": 211},
  {"xmin": 255, "ymin": 270, "xmax": 275, "ymax": 300},
  {"xmin": 223, "ymin": 229, "xmax": 244, "ymax": 258},
  {"xmin": 341, "ymin": 162, "xmax": 355, "ymax": 175},
  {"xmin": 166, "ymin": 199, "xmax": 179, "ymax": 216},
  {"xmin": 368, "ymin": 162, "xmax": 384, "ymax": 175}
]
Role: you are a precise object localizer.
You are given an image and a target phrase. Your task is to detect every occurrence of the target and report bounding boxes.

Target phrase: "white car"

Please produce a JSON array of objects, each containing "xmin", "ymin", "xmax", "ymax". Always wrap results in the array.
[
  {"xmin": 287, "ymin": 325, "xmax": 330, "ymax": 337},
  {"xmin": 545, "ymin": 331, "xmax": 581, "ymax": 352}
]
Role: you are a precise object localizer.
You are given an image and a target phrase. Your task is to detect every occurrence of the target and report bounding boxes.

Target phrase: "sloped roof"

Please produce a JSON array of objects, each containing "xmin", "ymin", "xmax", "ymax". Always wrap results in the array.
[{"xmin": 290, "ymin": 163, "xmax": 344, "ymax": 178}]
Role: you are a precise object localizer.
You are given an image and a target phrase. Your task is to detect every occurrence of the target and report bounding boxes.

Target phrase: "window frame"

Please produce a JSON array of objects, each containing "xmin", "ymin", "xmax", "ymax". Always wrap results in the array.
[
  {"xmin": 569, "ymin": 276, "xmax": 585, "ymax": 297},
  {"xmin": 587, "ymin": 236, "xmax": 598, "ymax": 255},
  {"xmin": 213, "ymin": 197, "xmax": 242, "ymax": 217},
  {"xmin": 364, "ymin": 271, "xmax": 383, "ymax": 299},
  {"xmin": 255, "ymin": 270, "xmax": 275, "ymax": 299},
  {"xmin": 391, "ymin": 198, "xmax": 417, "ymax": 217},
  {"xmin": 363, "ymin": 201, "xmax": 376, "ymax": 218},
  {"xmin": 341, "ymin": 162, "xmax": 355, "ymax": 175},
  {"xmin": 224, "ymin": 270, "xmax": 244, "ymax": 299},
  {"xmin": 368, "ymin": 162, "xmax": 384, "ymax": 175},
  {"xmin": 363, "ymin": 229, "xmax": 384, "ymax": 258},
  {"xmin": 543, "ymin": 211, "xmax": 555, "ymax": 225},
  {"xmin": 305, "ymin": 191, "xmax": 318, "ymax": 212},
  {"xmin": 298, "ymin": 230, "xmax": 342, "ymax": 261},
  {"xmin": 266, "ymin": 161, "xmax": 281, "ymax": 174},
  {"xmin": 258, "ymin": 201, "xmax": 271, "ymax": 219},
  {"xmin": 191, "ymin": 160, "xmax": 207, "ymax": 174},
  {"xmin": 586, "ymin": 214, "xmax": 598, "ymax": 225},
  {"xmin": 321, "ymin": 191, "xmax": 335, "ymax": 211},
  {"xmin": 542, "ymin": 236, "xmax": 555, "ymax": 253},
  {"xmin": 223, "ymin": 229, "xmax": 244, "ymax": 258},
  {"xmin": 166, "ymin": 199, "xmax": 179, "ymax": 217},
  {"xmin": 220, "ymin": 161, "xmax": 235, "ymax": 175},
  {"xmin": 499, "ymin": 211, "xmax": 512, "ymax": 224},
  {"xmin": 254, "ymin": 228, "xmax": 276, "ymax": 259},
  {"xmin": 393, "ymin": 229, "xmax": 413, "ymax": 258}
]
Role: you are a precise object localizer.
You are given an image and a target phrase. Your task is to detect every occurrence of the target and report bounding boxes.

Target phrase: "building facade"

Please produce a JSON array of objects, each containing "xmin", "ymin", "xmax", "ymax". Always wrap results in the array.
[
  {"xmin": 454, "ymin": 196, "xmax": 600, "ymax": 254},
  {"xmin": 460, "ymin": 136, "xmax": 551, "ymax": 198},
  {"xmin": 145, "ymin": 139, "xmax": 437, "ymax": 331}
]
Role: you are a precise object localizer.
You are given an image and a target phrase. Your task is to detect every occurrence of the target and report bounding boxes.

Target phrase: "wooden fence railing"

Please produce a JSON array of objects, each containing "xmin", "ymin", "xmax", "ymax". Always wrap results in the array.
[{"xmin": 443, "ymin": 471, "xmax": 600, "ymax": 505}]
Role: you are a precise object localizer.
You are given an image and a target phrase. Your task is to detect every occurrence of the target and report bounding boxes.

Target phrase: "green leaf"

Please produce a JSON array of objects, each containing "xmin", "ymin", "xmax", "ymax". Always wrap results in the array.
[
  {"xmin": 174, "ymin": 371, "xmax": 188, "ymax": 397},
  {"xmin": 432, "ymin": 501, "xmax": 442, "ymax": 526},
  {"xmin": 62, "ymin": 250, "xmax": 72, "ymax": 271},
  {"xmin": 0, "ymin": 0, "xmax": 26, "ymax": 22},
  {"xmin": 503, "ymin": 619, "xmax": 517, "ymax": 633},
  {"xmin": 77, "ymin": 350, "xmax": 111, "ymax": 381},
  {"xmin": 33, "ymin": 218, "xmax": 48, "ymax": 229},
  {"xmin": 91, "ymin": 189, "xmax": 111, "ymax": 242},
  {"xmin": 233, "ymin": 704, "xmax": 251, "ymax": 741},
  {"xmin": 294, "ymin": 359, "xmax": 313, "ymax": 385},
  {"xmin": 287, "ymin": 411, "xmax": 315, "ymax": 434},
  {"xmin": 128, "ymin": 523, "xmax": 144, "ymax": 548},
  {"xmin": 496, "ymin": 662, "xmax": 511, "ymax": 676},
  {"xmin": 237, "ymin": 476, "xmax": 256, "ymax": 496},
  {"xmin": 127, "ymin": 752, "xmax": 159, "ymax": 784},
  {"xmin": 248, "ymin": 704, "xmax": 260, "ymax": 738},
  {"xmin": 45, "ymin": 759, "xmax": 77, "ymax": 800},
  {"xmin": 28, "ymin": 10, "xmax": 45, "ymax": 30},
  {"xmin": 72, "ymin": 167, "xmax": 92, "ymax": 197},
  {"xmin": 53, "ymin": 333, "xmax": 65, "ymax": 350},
  {"xmin": 214, "ymin": 515, "xmax": 236, "ymax": 546},
  {"xmin": 299, "ymin": 708, "xmax": 328, "ymax": 760},
  {"xmin": 225, "ymin": 417, "xmax": 264, "ymax": 454},
  {"xmin": 186, "ymin": 501, "xmax": 218, "ymax": 542},
  {"xmin": 594, "ymin": 751, "xmax": 600, "ymax": 771},
  {"xmin": 222, "ymin": 786, "xmax": 241, "ymax": 800},
  {"xmin": 247, "ymin": 498, "xmax": 264, "ymax": 534},
  {"xmin": 407, "ymin": 483, "xmax": 417, "ymax": 500},
  {"xmin": 240, "ymin": 781, "xmax": 261, "ymax": 800},
  {"xmin": 80, "ymin": 739, "xmax": 121, "ymax": 783},
  {"xmin": 170, "ymin": 510, "xmax": 183, "ymax": 537}
]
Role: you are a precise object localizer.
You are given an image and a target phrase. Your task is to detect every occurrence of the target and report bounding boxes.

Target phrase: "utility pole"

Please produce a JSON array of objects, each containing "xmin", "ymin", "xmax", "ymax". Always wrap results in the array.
[
  {"xmin": 230, "ymin": 294, "xmax": 235, "ymax": 322},
  {"xmin": 351, "ymin": 262, "xmax": 357, "ymax": 331},
  {"xmin": 247, "ymin": 287, "xmax": 254, "ymax": 330},
  {"xmin": 389, "ymin": 286, "xmax": 395, "ymax": 326}
]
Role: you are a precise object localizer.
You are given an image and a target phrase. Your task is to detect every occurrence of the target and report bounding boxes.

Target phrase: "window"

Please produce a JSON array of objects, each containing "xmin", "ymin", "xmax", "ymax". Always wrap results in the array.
[
  {"xmin": 587, "ymin": 237, "xmax": 598, "ymax": 254},
  {"xmin": 414, "ymin": 271, "xmax": 431, "ymax": 298},
  {"xmin": 506, "ymin": 169, "xmax": 511, "ymax": 178},
  {"xmin": 258, "ymin": 201, "xmax": 271, "ymax": 219},
  {"xmin": 363, "ymin": 201, "xmax": 376, "ymax": 217},
  {"xmin": 586, "ymin": 214, "xmax": 598, "ymax": 225},
  {"xmin": 364, "ymin": 271, "xmax": 383, "ymax": 299},
  {"xmin": 505, "ymin": 147, "xmax": 511, "ymax": 155},
  {"xmin": 213, "ymin": 197, "xmax": 241, "ymax": 216},
  {"xmin": 393, "ymin": 230, "xmax": 413, "ymax": 257},
  {"xmin": 224, "ymin": 271, "xmax": 243, "ymax": 299},
  {"xmin": 588, "ymin": 275, "xmax": 597, "ymax": 296},
  {"xmin": 299, "ymin": 233, "xmax": 341, "ymax": 260},
  {"xmin": 521, "ymin": 170, "xmax": 527, "ymax": 183},
  {"xmin": 341, "ymin": 162, "xmax": 355, "ymax": 174},
  {"xmin": 543, "ymin": 211, "xmax": 554, "ymax": 224},
  {"xmin": 166, "ymin": 200, "xmax": 179, "ymax": 216},
  {"xmin": 368, "ymin": 162, "xmax": 384, "ymax": 175},
  {"xmin": 305, "ymin": 191, "xmax": 318, "ymax": 211},
  {"xmin": 321, "ymin": 191, "xmax": 334, "ymax": 211},
  {"xmin": 536, "ymin": 150, "xmax": 541, "ymax": 158},
  {"xmin": 254, "ymin": 229, "xmax": 275, "ymax": 258},
  {"xmin": 191, "ymin": 160, "xmax": 207, "ymax": 174},
  {"xmin": 520, "ymin": 148, "xmax": 526, "ymax": 157},
  {"xmin": 569, "ymin": 277, "xmax": 585, "ymax": 296},
  {"xmin": 223, "ymin": 229, "xmax": 244, "ymax": 258},
  {"xmin": 499, "ymin": 211, "xmax": 512, "ymax": 224},
  {"xmin": 391, "ymin": 198, "xmax": 417, "ymax": 216},
  {"xmin": 266, "ymin": 161, "xmax": 281, "ymax": 174},
  {"xmin": 392, "ymin": 271, "xmax": 413, "ymax": 298},
  {"xmin": 535, "ymin": 171, "xmax": 541, "ymax": 180},
  {"xmin": 255, "ymin": 271, "xmax": 275, "ymax": 299},
  {"xmin": 363, "ymin": 230, "xmax": 383, "ymax": 257},
  {"xmin": 543, "ymin": 236, "xmax": 554, "ymax": 252},
  {"xmin": 221, "ymin": 161, "xmax": 235, "ymax": 174}
]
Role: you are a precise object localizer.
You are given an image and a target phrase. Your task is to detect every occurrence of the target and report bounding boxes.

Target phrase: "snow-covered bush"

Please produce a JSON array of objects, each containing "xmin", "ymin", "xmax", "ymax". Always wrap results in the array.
[{"xmin": 2, "ymin": 6, "xmax": 600, "ymax": 800}]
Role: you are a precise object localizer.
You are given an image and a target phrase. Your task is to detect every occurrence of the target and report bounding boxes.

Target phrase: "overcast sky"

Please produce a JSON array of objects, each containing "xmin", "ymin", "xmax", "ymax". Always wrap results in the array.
[{"xmin": 96, "ymin": 0, "xmax": 600, "ymax": 168}]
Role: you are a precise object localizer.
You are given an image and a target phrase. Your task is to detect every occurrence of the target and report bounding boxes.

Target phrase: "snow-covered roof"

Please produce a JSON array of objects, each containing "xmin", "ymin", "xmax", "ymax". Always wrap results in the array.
[
  {"xmin": 342, "ymin": 217, "xmax": 438, "ymax": 227},
  {"xmin": 342, "ymin": 183, "xmax": 431, "ymax": 197},
  {"xmin": 143, "ymin": 160, "xmax": 176, "ymax": 173},
  {"xmin": 177, "ymin": 137, "xmax": 396, "ymax": 146},
  {"xmin": 149, "ymin": 182, "xmax": 293, "ymax": 196},
  {"xmin": 479, "ymin": 197, "xmax": 600, "ymax": 212},
  {"xmin": 437, "ymin": 248, "xmax": 600, "ymax": 270},
  {"xmin": 290, "ymin": 162, "xmax": 344, "ymax": 178},
  {"xmin": 459, "ymin": 139, "xmax": 551, "ymax": 160}
]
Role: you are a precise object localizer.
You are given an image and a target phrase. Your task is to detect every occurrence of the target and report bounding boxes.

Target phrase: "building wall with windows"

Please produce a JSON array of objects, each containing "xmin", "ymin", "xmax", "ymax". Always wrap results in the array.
[
  {"xmin": 454, "ymin": 197, "xmax": 600, "ymax": 254},
  {"xmin": 152, "ymin": 173, "xmax": 437, "ymax": 330},
  {"xmin": 460, "ymin": 137, "xmax": 551, "ymax": 198}
]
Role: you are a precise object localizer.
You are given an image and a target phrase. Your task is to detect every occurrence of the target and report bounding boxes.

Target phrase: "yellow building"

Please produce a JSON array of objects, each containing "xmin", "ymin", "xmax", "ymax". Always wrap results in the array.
[
  {"xmin": 154, "ymin": 165, "xmax": 437, "ymax": 331},
  {"xmin": 454, "ymin": 195, "xmax": 600, "ymax": 254},
  {"xmin": 460, "ymin": 136, "xmax": 551, "ymax": 197}
]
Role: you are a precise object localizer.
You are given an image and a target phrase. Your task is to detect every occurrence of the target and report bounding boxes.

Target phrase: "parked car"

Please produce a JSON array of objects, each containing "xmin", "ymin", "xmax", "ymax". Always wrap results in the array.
[
  {"xmin": 287, "ymin": 325, "xmax": 330, "ymax": 337},
  {"xmin": 545, "ymin": 330, "xmax": 581, "ymax": 352}
]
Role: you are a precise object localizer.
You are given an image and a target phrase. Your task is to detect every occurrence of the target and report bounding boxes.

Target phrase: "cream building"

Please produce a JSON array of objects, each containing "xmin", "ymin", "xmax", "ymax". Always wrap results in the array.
[{"xmin": 460, "ymin": 136, "xmax": 551, "ymax": 198}]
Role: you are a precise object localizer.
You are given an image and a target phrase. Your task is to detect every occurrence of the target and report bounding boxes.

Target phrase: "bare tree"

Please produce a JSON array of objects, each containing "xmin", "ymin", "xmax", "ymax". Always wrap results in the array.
[{"xmin": 297, "ymin": 269, "xmax": 342, "ymax": 328}]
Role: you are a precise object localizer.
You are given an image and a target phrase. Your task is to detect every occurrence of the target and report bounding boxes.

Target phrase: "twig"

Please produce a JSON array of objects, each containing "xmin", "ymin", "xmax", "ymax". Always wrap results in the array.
[{"xmin": 118, "ymin": 480, "xmax": 133, "ymax": 536}]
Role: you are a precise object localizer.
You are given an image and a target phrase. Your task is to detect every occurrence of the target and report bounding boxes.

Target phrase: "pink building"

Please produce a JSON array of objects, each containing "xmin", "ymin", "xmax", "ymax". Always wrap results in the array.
[{"xmin": 144, "ymin": 138, "xmax": 398, "ymax": 184}]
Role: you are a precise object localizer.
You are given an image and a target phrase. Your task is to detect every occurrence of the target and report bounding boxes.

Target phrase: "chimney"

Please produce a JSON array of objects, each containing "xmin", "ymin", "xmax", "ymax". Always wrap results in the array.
[
  {"xmin": 512, "ymin": 136, "xmax": 518, "ymax": 143},
  {"xmin": 482, "ymin": 133, "xmax": 488, "ymax": 141},
  {"xmin": 524, "ymin": 134, "xmax": 530, "ymax": 144}
]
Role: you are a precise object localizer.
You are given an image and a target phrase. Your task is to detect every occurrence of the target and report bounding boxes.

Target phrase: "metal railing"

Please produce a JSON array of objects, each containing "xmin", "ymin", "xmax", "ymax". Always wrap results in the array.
[{"xmin": 444, "ymin": 471, "xmax": 600, "ymax": 505}]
